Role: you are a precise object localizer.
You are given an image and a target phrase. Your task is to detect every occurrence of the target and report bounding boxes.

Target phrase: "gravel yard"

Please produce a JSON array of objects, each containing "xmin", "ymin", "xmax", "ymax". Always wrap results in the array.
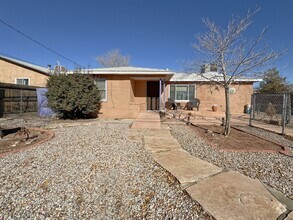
[
  {"xmin": 0, "ymin": 121, "xmax": 213, "ymax": 219},
  {"xmin": 169, "ymin": 123, "xmax": 293, "ymax": 199}
]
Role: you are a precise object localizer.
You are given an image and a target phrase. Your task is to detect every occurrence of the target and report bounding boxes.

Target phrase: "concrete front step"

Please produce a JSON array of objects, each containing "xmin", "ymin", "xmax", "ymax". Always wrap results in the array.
[
  {"xmin": 186, "ymin": 171, "xmax": 286, "ymax": 220},
  {"xmin": 131, "ymin": 111, "xmax": 161, "ymax": 129}
]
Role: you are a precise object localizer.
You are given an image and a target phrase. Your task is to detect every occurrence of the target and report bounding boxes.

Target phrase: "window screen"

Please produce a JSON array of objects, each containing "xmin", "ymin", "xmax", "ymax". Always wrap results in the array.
[{"xmin": 95, "ymin": 79, "xmax": 107, "ymax": 101}]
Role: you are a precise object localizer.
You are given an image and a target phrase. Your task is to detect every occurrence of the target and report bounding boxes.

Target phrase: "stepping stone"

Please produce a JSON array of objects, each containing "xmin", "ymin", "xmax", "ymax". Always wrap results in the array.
[
  {"xmin": 144, "ymin": 129, "xmax": 171, "ymax": 137},
  {"xmin": 152, "ymin": 149, "xmax": 222, "ymax": 187},
  {"xmin": 126, "ymin": 133, "xmax": 142, "ymax": 142},
  {"xmin": 144, "ymin": 137, "xmax": 181, "ymax": 153},
  {"xmin": 285, "ymin": 211, "xmax": 293, "ymax": 220},
  {"xmin": 126, "ymin": 129, "xmax": 144, "ymax": 142},
  {"xmin": 186, "ymin": 171, "xmax": 286, "ymax": 220},
  {"xmin": 131, "ymin": 122, "xmax": 161, "ymax": 129},
  {"xmin": 263, "ymin": 184, "xmax": 293, "ymax": 211}
]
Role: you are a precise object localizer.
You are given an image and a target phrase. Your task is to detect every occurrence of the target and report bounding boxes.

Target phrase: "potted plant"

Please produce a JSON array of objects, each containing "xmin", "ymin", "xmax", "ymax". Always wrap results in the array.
[{"xmin": 212, "ymin": 104, "xmax": 219, "ymax": 112}]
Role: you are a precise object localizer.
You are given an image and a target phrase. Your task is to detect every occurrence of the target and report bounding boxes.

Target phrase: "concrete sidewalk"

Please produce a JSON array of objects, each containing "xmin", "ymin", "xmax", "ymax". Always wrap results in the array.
[{"xmin": 130, "ymin": 111, "xmax": 292, "ymax": 219}]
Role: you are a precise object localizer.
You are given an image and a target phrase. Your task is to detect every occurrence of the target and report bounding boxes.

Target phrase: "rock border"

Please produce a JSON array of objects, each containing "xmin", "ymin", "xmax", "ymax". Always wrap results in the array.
[
  {"xmin": 0, "ymin": 127, "xmax": 55, "ymax": 158},
  {"xmin": 164, "ymin": 111, "xmax": 292, "ymax": 155},
  {"xmin": 185, "ymin": 121, "xmax": 290, "ymax": 154}
]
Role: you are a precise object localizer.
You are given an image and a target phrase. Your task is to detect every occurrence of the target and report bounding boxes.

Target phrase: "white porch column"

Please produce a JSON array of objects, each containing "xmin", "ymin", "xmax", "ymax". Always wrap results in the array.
[{"xmin": 159, "ymin": 78, "xmax": 162, "ymax": 111}]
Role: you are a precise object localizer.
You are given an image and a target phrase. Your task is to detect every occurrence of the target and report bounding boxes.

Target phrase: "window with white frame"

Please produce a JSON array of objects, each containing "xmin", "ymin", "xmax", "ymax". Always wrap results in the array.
[
  {"xmin": 170, "ymin": 84, "xmax": 195, "ymax": 101},
  {"xmin": 94, "ymin": 79, "xmax": 107, "ymax": 101},
  {"xmin": 15, "ymin": 78, "xmax": 29, "ymax": 86}
]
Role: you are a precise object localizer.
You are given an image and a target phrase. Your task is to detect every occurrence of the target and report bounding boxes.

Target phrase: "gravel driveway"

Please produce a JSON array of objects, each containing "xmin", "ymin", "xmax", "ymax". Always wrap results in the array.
[{"xmin": 0, "ymin": 121, "xmax": 213, "ymax": 219}]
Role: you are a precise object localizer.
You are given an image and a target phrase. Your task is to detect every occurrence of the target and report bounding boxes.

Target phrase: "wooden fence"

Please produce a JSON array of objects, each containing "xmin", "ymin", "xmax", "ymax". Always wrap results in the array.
[{"xmin": 0, "ymin": 83, "xmax": 38, "ymax": 117}]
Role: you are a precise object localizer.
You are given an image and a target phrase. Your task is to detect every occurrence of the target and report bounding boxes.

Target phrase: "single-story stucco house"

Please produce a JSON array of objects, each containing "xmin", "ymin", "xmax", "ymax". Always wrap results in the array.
[
  {"xmin": 68, "ymin": 67, "xmax": 261, "ymax": 119},
  {"xmin": 0, "ymin": 54, "xmax": 50, "ymax": 87},
  {"xmin": 0, "ymin": 54, "xmax": 261, "ymax": 118}
]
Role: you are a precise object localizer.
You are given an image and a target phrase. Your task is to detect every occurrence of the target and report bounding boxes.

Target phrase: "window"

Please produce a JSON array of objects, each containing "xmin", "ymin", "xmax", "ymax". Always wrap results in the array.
[
  {"xmin": 95, "ymin": 79, "xmax": 107, "ymax": 101},
  {"xmin": 15, "ymin": 78, "xmax": 29, "ymax": 85},
  {"xmin": 170, "ymin": 84, "xmax": 195, "ymax": 101}
]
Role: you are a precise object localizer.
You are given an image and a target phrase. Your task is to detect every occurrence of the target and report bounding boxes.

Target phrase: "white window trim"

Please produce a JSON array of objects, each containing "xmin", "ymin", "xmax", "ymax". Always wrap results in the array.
[
  {"xmin": 169, "ymin": 84, "xmax": 196, "ymax": 102},
  {"xmin": 95, "ymin": 78, "xmax": 107, "ymax": 102},
  {"xmin": 15, "ymin": 78, "xmax": 30, "ymax": 86}
]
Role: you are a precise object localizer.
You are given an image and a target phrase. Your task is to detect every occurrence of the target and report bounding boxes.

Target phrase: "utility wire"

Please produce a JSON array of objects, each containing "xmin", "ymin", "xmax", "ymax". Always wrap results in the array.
[{"xmin": 0, "ymin": 18, "xmax": 85, "ymax": 68}]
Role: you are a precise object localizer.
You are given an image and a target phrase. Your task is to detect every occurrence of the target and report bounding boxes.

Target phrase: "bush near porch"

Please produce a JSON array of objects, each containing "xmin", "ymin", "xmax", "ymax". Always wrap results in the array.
[{"xmin": 46, "ymin": 74, "xmax": 100, "ymax": 119}]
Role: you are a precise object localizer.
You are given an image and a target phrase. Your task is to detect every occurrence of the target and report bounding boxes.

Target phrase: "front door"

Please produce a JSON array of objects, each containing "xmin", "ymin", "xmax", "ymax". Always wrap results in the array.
[{"xmin": 147, "ymin": 81, "xmax": 159, "ymax": 110}]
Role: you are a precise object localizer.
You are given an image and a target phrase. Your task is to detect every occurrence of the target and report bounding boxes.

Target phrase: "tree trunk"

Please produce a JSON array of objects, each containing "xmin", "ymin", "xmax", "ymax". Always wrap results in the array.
[{"xmin": 224, "ymin": 86, "xmax": 231, "ymax": 136}]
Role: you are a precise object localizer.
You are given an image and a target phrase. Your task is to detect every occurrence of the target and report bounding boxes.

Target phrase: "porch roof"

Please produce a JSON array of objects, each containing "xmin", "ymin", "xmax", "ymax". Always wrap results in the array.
[{"xmin": 72, "ymin": 66, "xmax": 175, "ymax": 76}]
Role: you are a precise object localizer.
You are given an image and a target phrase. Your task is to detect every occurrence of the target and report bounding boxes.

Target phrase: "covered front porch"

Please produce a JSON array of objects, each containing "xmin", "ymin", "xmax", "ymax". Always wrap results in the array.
[
  {"xmin": 130, "ymin": 76, "xmax": 171, "ymax": 113},
  {"xmin": 88, "ymin": 66, "xmax": 174, "ymax": 119}
]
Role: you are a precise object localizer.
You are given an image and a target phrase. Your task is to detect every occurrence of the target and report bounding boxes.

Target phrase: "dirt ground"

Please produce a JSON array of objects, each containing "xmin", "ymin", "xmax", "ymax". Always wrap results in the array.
[
  {"xmin": 188, "ymin": 124, "xmax": 285, "ymax": 152},
  {"xmin": 0, "ymin": 128, "xmax": 49, "ymax": 155}
]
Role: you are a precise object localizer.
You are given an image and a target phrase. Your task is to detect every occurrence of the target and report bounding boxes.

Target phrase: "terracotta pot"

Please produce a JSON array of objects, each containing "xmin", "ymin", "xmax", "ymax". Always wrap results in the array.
[{"xmin": 212, "ymin": 105, "xmax": 218, "ymax": 112}]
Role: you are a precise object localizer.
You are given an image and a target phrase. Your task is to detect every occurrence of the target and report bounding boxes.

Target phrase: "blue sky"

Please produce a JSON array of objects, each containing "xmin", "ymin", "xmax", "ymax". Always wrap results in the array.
[{"xmin": 0, "ymin": 0, "xmax": 292, "ymax": 81}]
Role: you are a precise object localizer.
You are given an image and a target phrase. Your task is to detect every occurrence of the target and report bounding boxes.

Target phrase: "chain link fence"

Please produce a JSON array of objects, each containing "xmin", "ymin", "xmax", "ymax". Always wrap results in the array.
[
  {"xmin": 0, "ymin": 83, "xmax": 38, "ymax": 117},
  {"xmin": 249, "ymin": 93, "xmax": 292, "ymax": 134}
]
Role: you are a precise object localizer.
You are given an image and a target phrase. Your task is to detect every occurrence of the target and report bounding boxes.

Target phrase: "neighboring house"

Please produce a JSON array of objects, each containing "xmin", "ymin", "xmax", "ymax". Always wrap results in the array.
[
  {"xmin": 69, "ymin": 67, "xmax": 261, "ymax": 118},
  {"xmin": 0, "ymin": 55, "xmax": 51, "ymax": 87}
]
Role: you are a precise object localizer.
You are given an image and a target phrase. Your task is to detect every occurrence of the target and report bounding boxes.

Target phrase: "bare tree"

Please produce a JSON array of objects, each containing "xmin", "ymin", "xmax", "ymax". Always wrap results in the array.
[
  {"xmin": 192, "ymin": 8, "xmax": 283, "ymax": 136},
  {"xmin": 96, "ymin": 49, "xmax": 130, "ymax": 67}
]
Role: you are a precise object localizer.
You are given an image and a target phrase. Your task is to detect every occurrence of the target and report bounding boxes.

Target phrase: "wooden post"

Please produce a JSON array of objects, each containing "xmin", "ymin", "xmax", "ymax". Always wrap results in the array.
[
  {"xmin": 20, "ymin": 89, "xmax": 23, "ymax": 114},
  {"xmin": 252, "ymin": 93, "xmax": 256, "ymax": 120},
  {"xmin": 163, "ymin": 79, "xmax": 166, "ymax": 111},
  {"xmin": 159, "ymin": 79, "xmax": 162, "ymax": 111},
  {"xmin": 281, "ymin": 93, "xmax": 287, "ymax": 135},
  {"xmin": 249, "ymin": 93, "xmax": 254, "ymax": 126},
  {"xmin": 0, "ymin": 88, "xmax": 4, "ymax": 118},
  {"xmin": 186, "ymin": 113, "xmax": 191, "ymax": 125}
]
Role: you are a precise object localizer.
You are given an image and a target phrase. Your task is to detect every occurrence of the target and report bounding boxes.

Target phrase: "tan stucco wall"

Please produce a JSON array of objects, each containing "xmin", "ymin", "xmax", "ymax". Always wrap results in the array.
[
  {"xmin": 96, "ymin": 74, "xmax": 168, "ymax": 119},
  {"xmin": 165, "ymin": 82, "xmax": 254, "ymax": 113},
  {"xmin": 197, "ymin": 83, "xmax": 253, "ymax": 113},
  {"xmin": 0, "ymin": 59, "xmax": 49, "ymax": 87},
  {"xmin": 96, "ymin": 75, "xmax": 145, "ymax": 119}
]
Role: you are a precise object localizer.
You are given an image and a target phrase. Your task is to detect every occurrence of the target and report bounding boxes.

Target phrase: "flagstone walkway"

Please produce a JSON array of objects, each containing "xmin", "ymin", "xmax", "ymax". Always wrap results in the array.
[{"xmin": 131, "ymin": 111, "xmax": 293, "ymax": 220}]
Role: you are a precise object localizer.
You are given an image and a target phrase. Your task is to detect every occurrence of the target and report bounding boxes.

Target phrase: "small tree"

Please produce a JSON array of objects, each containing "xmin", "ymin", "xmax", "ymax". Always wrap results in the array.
[
  {"xmin": 96, "ymin": 49, "xmax": 130, "ymax": 67},
  {"xmin": 192, "ymin": 8, "xmax": 282, "ymax": 136},
  {"xmin": 259, "ymin": 68, "xmax": 290, "ymax": 93},
  {"xmin": 46, "ymin": 73, "xmax": 100, "ymax": 119}
]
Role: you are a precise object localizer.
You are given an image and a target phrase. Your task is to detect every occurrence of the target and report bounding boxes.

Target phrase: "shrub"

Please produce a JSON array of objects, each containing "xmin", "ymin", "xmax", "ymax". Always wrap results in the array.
[{"xmin": 46, "ymin": 74, "xmax": 100, "ymax": 119}]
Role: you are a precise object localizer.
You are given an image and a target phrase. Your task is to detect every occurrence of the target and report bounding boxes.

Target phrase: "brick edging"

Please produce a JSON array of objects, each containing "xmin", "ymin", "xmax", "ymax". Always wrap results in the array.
[{"xmin": 0, "ymin": 127, "xmax": 55, "ymax": 158}]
